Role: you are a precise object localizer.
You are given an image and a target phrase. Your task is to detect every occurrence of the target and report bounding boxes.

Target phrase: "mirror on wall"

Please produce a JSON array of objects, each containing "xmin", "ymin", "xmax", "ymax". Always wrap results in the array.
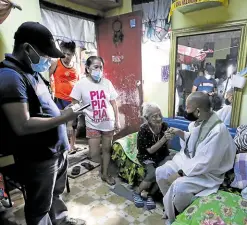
[{"xmin": 174, "ymin": 30, "xmax": 241, "ymax": 126}]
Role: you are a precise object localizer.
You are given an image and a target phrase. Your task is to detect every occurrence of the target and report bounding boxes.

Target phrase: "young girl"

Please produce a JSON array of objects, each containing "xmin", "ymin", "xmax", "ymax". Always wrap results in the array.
[{"xmin": 70, "ymin": 56, "xmax": 120, "ymax": 185}]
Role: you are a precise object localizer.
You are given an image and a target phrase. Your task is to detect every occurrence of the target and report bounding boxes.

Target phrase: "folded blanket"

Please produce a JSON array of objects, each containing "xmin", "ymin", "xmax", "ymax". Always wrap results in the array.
[
  {"xmin": 113, "ymin": 132, "xmax": 141, "ymax": 165},
  {"xmin": 231, "ymin": 153, "xmax": 247, "ymax": 190},
  {"xmin": 112, "ymin": 133, "xmax": 145, "ymax": 185}
]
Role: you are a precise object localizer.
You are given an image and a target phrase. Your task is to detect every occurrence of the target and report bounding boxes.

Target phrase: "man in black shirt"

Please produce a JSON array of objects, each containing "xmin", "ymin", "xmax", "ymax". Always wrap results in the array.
[{"xmin": 0, "ymin": 22, "xmax": 85, "ymax": 225}]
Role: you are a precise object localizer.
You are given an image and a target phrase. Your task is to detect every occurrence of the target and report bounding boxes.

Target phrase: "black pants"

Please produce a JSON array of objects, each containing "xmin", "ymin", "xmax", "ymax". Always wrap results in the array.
[{"xmin": 18, "ymin": 152, "xmax": 68, "ymax": 225}]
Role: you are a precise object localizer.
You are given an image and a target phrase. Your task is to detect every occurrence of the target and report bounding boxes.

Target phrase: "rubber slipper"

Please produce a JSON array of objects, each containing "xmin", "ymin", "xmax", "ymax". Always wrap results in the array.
[
  {"xmin": 69, "ymin": 150, "xmax": 77, "ymax": 155},
  {"xmin": 132, "ymin": 192, "xmax": 144, "ymax": 208},
  {"xmin": 81, "ymin": 162, "xmax": 94, "ymax": 171},
  {"xmin": 71, "ymin": 166, "xmax": 81, "ymax": 176},
  {"xmin": 146, "ymin": 195, "xmax": 156, "ymax": 210},
  {"xmin": 74, "ymin": 147, "xmax": 83, "ymax": 152}
]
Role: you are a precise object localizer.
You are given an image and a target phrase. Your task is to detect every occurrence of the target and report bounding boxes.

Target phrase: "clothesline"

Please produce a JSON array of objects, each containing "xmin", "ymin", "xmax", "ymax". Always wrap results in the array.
[
  {"xmin": 194, "ymin": 45, "xmax": 239, "ymax": 58},
  {"xmin": 211, "ymin": 45, "xmax": 239, "ymax": 53},
  {"xmin": 53, "ymin": 35, "xmax": 96, "ymax": 48}
]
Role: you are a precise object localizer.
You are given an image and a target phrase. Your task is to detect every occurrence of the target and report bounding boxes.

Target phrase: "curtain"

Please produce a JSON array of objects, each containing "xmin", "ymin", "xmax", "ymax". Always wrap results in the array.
[
  {"xmin": 41, "ymin": 8, "xmax": 97, "ymax": 74},
  {"xmin": 41, "ymin": 9, "xmax": 96, "ymax": 50}
]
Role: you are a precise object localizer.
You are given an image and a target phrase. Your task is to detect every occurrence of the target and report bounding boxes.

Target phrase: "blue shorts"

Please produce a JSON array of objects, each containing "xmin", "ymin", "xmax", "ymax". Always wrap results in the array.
[
  {"xmin": 54, "ymin": 98, "xmax": 78, "ymax": 129},
  {"xmin": 54, "ymin": 98, "xmax": 71, "ymax": 110}
]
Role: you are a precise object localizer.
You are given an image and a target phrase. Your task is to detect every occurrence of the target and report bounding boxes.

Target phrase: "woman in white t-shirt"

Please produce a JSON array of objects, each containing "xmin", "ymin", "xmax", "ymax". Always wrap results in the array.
[{"xmin": 70, "ymin": 56, "xmax": 120, "ymax": 185}]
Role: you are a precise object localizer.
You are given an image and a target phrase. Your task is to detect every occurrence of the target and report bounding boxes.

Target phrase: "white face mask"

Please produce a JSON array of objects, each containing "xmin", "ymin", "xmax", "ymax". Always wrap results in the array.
[
  {"xmin": 27, "ymin": 45, "xmax": 51, "ymax": 73},
  {"xmin": 91, "ymin": 70, "xmax": 103, "ymax": 82},
  {"xmin": 205, "ymin": 74, "xmax": 212, "ymax": 80}
]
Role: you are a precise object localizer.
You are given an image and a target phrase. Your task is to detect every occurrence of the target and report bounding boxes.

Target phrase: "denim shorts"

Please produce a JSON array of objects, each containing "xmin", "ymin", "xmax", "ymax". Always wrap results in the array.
[{"xmin": 54, "ymin": 98, "xmax": 78, "ymax": 129}]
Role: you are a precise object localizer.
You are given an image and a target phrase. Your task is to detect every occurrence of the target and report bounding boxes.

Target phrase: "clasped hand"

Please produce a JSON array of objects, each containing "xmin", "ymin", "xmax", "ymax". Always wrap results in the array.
[{"xmin": 161, "ymin": 128, "xmax": 176, "ymax": 143}]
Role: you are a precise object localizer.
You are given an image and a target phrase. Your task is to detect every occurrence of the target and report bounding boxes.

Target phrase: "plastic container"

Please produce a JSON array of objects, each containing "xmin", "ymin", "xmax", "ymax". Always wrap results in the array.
[{"xmin": 232, "ymin": 75, "xmax": 247, "ymax": 89}]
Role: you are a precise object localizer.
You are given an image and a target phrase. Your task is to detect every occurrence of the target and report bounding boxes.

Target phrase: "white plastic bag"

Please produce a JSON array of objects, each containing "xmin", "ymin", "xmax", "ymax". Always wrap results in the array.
[{"xmin": 232, "ymin": 75, "xmax": 246, "ymax": 89}]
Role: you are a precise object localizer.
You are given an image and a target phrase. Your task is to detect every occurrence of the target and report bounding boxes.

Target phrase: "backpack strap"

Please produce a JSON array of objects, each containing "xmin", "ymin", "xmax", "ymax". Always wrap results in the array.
[
  {"xmin": 39, "ymin": 73, "xmax": 52, "ymax": 96},
  {"xmin": 0, "ymin": 61, "xmax": 42, "ymax": 114}
]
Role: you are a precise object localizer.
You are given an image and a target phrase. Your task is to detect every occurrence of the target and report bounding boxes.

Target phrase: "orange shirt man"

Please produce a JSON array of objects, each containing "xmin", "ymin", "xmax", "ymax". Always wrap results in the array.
[
  {"xmin": 53, "ymin": 59, "xmax": 78, "ymax": 102},
  {"xmin": 49, "ymin": 41, "xmax": 79, "ymax": 152}
]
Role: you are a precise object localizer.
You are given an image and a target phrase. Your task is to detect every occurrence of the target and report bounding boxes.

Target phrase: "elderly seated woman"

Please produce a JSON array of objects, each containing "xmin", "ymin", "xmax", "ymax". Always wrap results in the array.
[{"xmin": 132, "ymin": 103, "xmax": 174, "ymax": 210}]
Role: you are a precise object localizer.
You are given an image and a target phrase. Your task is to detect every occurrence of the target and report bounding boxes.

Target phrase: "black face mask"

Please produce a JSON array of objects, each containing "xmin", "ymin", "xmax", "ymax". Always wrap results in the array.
[
  {"xmin": 225, "ymin": 99, "xmax": 231, "ymax": 105},
  {"xmin": 184, "ymin": 111, "xmax": 198, "ymax": 121}
]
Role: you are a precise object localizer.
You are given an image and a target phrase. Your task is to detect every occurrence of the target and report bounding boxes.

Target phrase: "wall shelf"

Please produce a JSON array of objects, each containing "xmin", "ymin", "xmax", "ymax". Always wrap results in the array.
[{"xmin": 171, "ymin": 0, "xmax": 228, "ymax": 14}]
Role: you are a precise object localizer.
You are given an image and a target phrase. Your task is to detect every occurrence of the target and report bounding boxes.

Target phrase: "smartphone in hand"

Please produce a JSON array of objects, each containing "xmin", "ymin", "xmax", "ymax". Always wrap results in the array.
[{"xmin": 71, "ymin": 103, "xmax": 91, "ymax": 112}]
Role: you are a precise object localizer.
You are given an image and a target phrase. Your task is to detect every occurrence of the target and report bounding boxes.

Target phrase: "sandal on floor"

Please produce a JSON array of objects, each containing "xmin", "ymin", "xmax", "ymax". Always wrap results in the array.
[
  {"xmin": 101, "ymin": 175, "xmax": 116, "ymax": 186},
  {"xmin": 146, "ymin": 195, "xmax": 156, "ymax": 210},
  {"xmin": 162, "ymin": 209, "xmax": 168, "ymax": 219},
  {"xmin": 132, "ymin": 192, "xmax": 144, "ymax": 208},
  {"xmin": 69, "ymin": 147, "xmax": 83, "ymax": 155},
  {"xmin": 74, "ymin": 147, "xmax": 83, "ymax": 152},
  {"xmin": 71, "ymin": 166, "xmax": 81, "ymax": 176},
  {"xmin": 81, "ymin": 162, "xmax": 94, "ymax": 171},
  {"xmin": 68, "ymin": 150, "xmax": 77, "ymax": 155}
]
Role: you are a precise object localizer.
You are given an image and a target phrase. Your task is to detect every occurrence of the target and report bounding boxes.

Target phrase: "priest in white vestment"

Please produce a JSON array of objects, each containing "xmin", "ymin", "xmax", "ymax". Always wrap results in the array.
[{"xmin": 155, "ymin": 92, "xmax": 236, "ymax": 224}]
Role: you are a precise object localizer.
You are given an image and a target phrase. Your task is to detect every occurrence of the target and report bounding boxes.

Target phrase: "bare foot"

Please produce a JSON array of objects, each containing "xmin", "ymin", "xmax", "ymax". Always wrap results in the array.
[{"xmin": 101, "ymin": 175, "xmax": 116, "ymax": 186}]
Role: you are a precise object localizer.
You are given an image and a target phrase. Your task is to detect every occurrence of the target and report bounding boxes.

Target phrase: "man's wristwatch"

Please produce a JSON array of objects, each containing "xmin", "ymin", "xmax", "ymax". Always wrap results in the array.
[{"xmin": 178, "ymin": 169, "xmax": 184, "ymax": 177}]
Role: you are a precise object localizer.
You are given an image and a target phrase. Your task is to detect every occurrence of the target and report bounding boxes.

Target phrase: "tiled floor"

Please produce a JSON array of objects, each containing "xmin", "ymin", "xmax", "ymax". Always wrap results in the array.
[{"xmin": 6, "ymin": 168, "xmax": 165, "ymax": 225}]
